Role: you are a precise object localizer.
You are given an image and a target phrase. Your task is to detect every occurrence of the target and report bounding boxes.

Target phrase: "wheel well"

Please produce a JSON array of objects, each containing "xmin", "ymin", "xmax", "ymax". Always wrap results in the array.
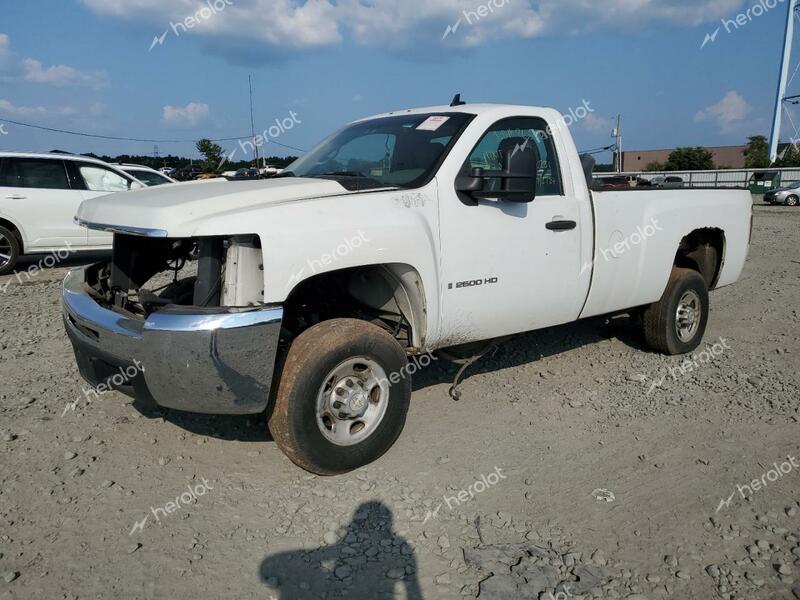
[
  {"xmin": 674, "ymin": 228, "xmax": 725, "ymax": 289},
  {"xmin": 0, "ymin": 218, "xmax": 23, "ymax": 253},
  {"xmin": 282, "ymin": 264, "xmax": 427, "ymax": 351}
]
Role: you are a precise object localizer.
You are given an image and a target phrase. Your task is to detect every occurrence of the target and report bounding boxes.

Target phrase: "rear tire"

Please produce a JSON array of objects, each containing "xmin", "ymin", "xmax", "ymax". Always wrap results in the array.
[
  {"xmin": 0, "ymin": 225, "xmax": 21, "ymax": 276},
  {"xmin": 642, "ymin": 267, "xmax": 709, "ymax": 355},
  {"xmin": 268, "ymin": 319, "xmax": 412, "ymax": 475}
]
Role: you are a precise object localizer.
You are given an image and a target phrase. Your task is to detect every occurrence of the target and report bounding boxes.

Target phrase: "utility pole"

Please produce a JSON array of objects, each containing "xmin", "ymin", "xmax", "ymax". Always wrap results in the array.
[
  {"xmin": 612, "ymin": 115, "xmax": 623, "ymax": 172},
  {"xmin": 770, "ymin": 0, "xmax": 798, "ymax": 162},
  {"xmin": 249, "ymin": 75, "xmax": 260, "ymax": 169}
]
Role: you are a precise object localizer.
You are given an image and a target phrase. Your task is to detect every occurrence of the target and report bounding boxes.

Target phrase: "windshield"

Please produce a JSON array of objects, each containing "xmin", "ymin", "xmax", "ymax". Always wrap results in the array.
[
  {"xmin": 285, "ymin": 113, "xmax": 473, "ymax": 190},
  {"xmin": 126, "ymin": 169, "xmax": 172, "ymax": 186}
]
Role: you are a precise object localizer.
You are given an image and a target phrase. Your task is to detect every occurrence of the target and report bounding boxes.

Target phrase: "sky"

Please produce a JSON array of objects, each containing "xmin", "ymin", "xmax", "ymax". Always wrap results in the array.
[{"xmin": 0, "ymin": 0, "xmax": 795, "ymax": 164}]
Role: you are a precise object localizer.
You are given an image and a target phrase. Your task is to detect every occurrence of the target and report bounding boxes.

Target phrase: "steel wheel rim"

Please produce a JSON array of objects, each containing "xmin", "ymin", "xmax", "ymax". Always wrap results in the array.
[
  {"xmin": 0, "ymin": 233, "xmax": 12, "ymax": 270},
  {"xmin": 675, "ymin": 290, "xmax": 701, "ymax": 343},
  {"xmin": 316, "ymin": 357, "xmax": 389, "ymax": 447}
]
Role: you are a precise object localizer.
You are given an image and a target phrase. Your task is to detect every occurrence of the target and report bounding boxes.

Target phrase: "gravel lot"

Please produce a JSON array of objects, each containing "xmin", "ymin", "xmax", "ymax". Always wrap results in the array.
[{"xmin": 0, "ymin": 202, "xmax": 798, "ymax": 600}]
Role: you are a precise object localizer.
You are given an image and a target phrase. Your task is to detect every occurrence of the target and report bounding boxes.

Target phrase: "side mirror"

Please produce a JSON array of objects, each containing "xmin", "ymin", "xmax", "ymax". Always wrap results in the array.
[
  {"xmin": 455, "ymin": 167, "xmax": 485, "ymax": 194},
  {"xmin": 455, "ymin": 143, "xmax": 539, "ymax": 204}
]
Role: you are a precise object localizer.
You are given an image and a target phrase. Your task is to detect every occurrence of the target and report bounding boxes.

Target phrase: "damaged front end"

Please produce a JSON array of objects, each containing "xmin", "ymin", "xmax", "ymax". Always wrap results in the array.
[{"xmin": 63, "ymin": 231, "xmax": 283, "ymax": 415}]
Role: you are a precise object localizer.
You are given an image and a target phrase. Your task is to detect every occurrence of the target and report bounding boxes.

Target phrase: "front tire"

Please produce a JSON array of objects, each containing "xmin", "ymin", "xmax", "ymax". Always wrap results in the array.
[
  {"xmin": 786, "ymin": 195, "xmax": 799, "ymax": 207},
  {"xmin": 268, "ymin": 319, "xmax": 412, "ymax": 475},
  {"xmin": 0, "ymin": 226, "xmax": 21, "ymax": 276},
  {"xmin": 642, "ymin": 267, "xmax": 709, "ymax": 355}
]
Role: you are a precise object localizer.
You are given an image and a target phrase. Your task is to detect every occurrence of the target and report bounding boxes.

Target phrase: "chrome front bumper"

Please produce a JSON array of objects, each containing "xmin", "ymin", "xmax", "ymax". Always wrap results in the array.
[{"xmin": 62, "ymin": 266, "xmax": 283, "ymax": 415}]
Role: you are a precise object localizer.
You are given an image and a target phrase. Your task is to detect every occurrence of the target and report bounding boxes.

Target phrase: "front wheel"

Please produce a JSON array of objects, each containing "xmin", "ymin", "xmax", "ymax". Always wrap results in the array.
[
  {"xmin": 0, "ymin": 226, "xmax": 21, "ymax": 276},
  {"xmin": 642, "ymin": 267, "xmax": 709, "ymax": 355},
  {"xmin": 786, "ymin": 195, "xmax": 799, "ymax": 207},
  {"xmin": 268, "ymin": 319, "xmax": 412, "ymax": 475}
]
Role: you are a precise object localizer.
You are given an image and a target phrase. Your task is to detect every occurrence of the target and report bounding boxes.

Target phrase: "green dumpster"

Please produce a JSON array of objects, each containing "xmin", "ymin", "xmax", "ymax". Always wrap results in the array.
[{"xmin": 748, "ymin": 171, "xmax": 780, "ymax": 194}]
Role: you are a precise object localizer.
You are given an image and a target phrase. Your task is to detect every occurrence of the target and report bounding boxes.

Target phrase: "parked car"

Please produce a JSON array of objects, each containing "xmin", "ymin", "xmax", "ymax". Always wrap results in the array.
[
  {"xmin": 597, "ymin": 176, "xmax": 631, "ymax": 190},
  {"xmin": 64, "ymin": 102, "xmax": 752, "ymax": 475},
  {"xmin": 764, "ymin": 183, "xmax": 800, "ymax": 206},
  {"xmin": 158, "ymin": 167, "xmax": 176, "ymax": 176},
  {"xmin": 0, "ymin": 152, "xmax": 144, "ymax": 275},
  {"xmin": 172, "ymin": 165, "xmax": 205, "ymax": 181},
  {"xmin": 227, "ymin": 168, "xmax": 261, "ymax": 180},
  {"xmin": 115, "ymin": 164, "xmax": 177, "ymax": 187},
  {"xmin": 259, "ymin": 165, "xmax": 281, "ymax": 178},
  {"xmin": 651, "ymin": 175, "xmax": 685, "ymax": 189}
]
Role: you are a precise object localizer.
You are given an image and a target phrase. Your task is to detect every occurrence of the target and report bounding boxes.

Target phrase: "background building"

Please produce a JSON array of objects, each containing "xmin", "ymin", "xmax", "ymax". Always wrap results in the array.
[{"xmin": 620, "ymin": 146, "xmax": 748, "ymax": 171}]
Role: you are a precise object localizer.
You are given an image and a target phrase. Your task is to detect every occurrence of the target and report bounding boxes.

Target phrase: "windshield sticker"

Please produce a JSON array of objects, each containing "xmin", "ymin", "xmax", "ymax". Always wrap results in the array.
[{"xmin": 417, "ymin": 116, "xmax": 450, "ymax": 131}]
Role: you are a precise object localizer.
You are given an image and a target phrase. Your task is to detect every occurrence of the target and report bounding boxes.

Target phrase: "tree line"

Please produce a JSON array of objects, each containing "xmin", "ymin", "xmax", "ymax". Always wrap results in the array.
[{"xmin": 643, "ymin": 136, "xmax": 799, "ymax": 172}]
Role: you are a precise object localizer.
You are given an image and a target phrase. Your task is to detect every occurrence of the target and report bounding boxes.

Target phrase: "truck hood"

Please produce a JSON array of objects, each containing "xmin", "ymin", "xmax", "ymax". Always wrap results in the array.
[{"xmin": 76, "ymin": 177, "xmax": 353, "ymax": 236}]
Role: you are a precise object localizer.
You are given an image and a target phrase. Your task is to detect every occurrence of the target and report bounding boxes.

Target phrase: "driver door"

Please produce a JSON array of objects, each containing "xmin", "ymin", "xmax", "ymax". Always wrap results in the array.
[{"xmin": 437, "ymin": 116, "xmax": 589, "ymax": 346}]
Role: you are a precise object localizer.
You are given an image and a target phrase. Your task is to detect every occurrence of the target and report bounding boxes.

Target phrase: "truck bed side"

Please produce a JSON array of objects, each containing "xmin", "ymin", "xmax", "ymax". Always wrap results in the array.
[{"xmin": 579, "ymin": 188, "xmax": 752, "ymax": 320}]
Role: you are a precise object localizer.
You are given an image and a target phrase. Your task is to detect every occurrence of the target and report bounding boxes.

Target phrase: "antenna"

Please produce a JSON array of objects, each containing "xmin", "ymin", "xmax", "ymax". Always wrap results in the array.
[
  {"xmin": 249, "ymin": 75, "xmax": 260, "ymax": 167},
  {"xmin": 770, "ymin": 0, "xmax": 799, "ymax": 162},
  {"xmin": 450, "ymin": 94, "xmax": 466, "ymax": 107}
]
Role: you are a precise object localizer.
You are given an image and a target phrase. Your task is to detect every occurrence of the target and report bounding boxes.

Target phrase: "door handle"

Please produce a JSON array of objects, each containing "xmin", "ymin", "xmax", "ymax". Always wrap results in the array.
[
  {"xmin": 5, "ymin": 194, "xmax": 26, "ymax": 200},
  {"xmin": 546, "ymin": 220, "xmax": 577, "ymax": 231}
]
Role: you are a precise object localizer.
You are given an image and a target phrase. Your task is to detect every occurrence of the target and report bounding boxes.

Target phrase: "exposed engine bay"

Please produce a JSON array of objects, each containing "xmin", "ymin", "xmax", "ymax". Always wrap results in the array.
[
  {"xmin": 83, "ymin": 233, "xmax": 265, "ymax": 318},
  {"xmin": 83, "ymin": 234, "xmax": 417, "ymax": 350}
]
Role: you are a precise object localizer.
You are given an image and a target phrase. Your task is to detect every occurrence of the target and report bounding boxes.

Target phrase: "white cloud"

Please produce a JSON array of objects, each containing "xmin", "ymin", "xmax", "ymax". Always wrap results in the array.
[
  {"xmin": 580, "ymin": 113, "xmax": 613, "ymax": 132},
  {"xmin": 0, "ymin": 98, "xmax": 48, "ymax": 118},
  {"xmin": 162, "ymin": 102, "xmax": 210, "ymax": 127},
  {"xmin": 0, "ymin": 33, "xmax": 10, "ymax": 61},
  {"xmin": 352, "ymin": 94, "xmax": 363, "ymax": 103},
  {"xmin": 79, "ymin": 0, "xmax": 747, "ymax": 52},
  {"xmin": 694, "ymin": 91, "xmax": 751, "ymax": 133},
  {"xmin": 22, "ymin": 58, "xmax": 109, "ymax": 88}
]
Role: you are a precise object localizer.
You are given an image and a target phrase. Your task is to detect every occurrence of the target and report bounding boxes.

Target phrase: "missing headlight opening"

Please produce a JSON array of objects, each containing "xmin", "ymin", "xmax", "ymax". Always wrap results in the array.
[{"xmin": 88, "ymin": 233, "xmax": 264, "ymax": 317}]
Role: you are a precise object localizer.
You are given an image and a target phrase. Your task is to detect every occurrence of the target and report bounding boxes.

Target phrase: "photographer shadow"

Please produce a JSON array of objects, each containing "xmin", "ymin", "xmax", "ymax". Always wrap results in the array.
[{"xmin": 258, "ymin": 501, "xmax": 423, "ymax": 600}]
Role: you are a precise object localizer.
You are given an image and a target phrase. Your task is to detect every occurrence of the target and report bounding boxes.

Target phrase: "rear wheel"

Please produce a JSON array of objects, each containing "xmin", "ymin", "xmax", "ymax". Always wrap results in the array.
[
  {"xmin": 0, "ymin": 225, "xmax": 21, "ymax": 276},
  {"xmin": 642, "ymin": 267, "xmax": 709, "ymax": 355},
  {"xmin": 268, "ymin": 318, "xmax": 412, "ymax": 475},
  {"xmin": 786, "ymin": 195, "xmax": 799, "ymax": 207}
]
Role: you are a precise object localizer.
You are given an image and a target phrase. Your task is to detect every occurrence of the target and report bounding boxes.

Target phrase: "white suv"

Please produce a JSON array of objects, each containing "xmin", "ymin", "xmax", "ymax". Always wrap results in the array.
[{"xmin": 0, "ymin": 152, "xmax": 144, "ymax": 275}]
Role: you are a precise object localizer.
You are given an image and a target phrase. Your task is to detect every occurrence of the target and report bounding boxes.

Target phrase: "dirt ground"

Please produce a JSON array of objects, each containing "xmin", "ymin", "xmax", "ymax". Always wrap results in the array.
[{"xmin": 0, "ymin": 201, "xmax": 798, "ymax": 600}]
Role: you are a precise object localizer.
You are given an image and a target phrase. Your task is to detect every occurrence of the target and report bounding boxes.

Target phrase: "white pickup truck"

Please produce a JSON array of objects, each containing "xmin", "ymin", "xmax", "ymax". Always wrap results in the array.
[{"xmin": 63, "ymin": 102, "xmax": 752, "ymax": 475}]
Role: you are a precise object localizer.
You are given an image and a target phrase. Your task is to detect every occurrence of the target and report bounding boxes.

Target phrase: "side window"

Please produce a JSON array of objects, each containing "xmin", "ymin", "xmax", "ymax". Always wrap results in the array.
[
  {"xmin": 78, "ymin": 164, "xmax": 131, "ymax": 192},
  {"xmin": 467, "ymin": 117, "xmax": 563, "ymax": 196},
  {"xmin": 0, "ymin": 158, "xmax": 9, "ymax": 187},
  {"xmin": 4, "ymin": 158, "xmax": 71, "ymax": 190}
]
